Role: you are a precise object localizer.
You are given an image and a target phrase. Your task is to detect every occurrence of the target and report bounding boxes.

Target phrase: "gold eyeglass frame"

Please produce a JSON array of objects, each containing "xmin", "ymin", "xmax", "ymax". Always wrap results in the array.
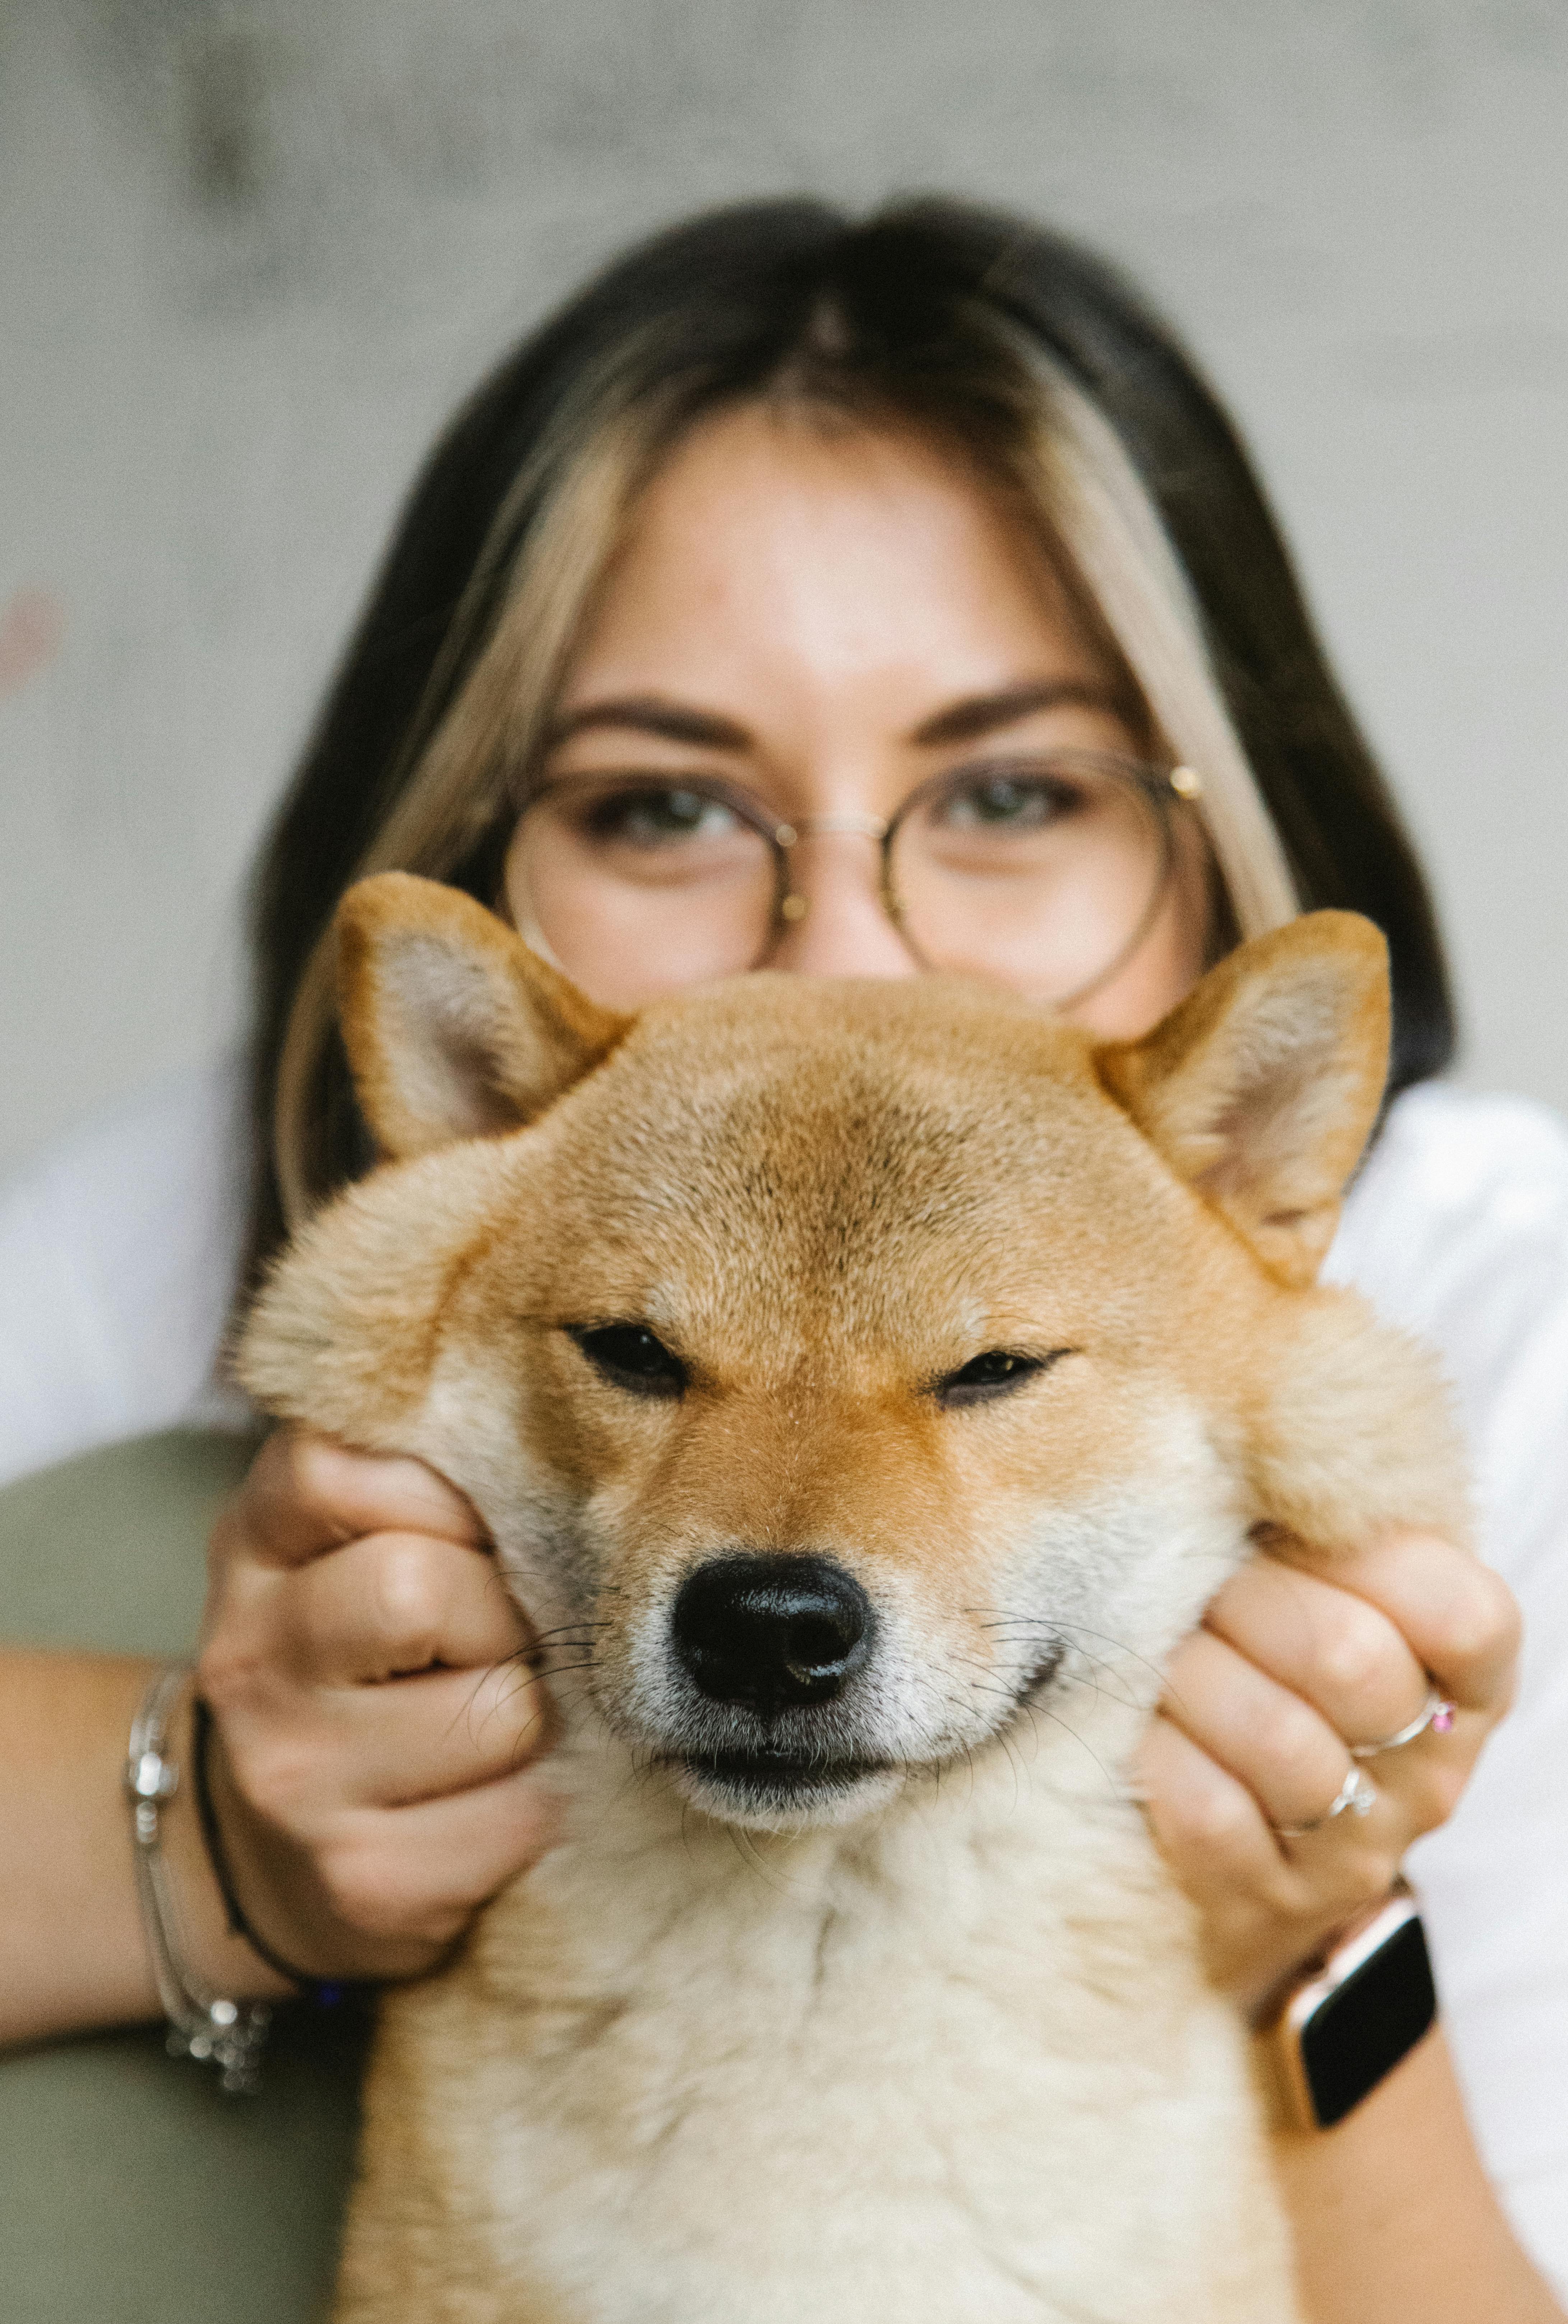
[{"xmin": 515, "ymin": 751, "xmax": 1205, "ymax": 1011}]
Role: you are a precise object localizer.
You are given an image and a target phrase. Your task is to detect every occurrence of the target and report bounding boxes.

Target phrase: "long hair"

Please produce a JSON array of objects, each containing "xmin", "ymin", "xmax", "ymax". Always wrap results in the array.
[{"xmin": 244, "ymin": 196, "xmax": 1454, "ymax": 1289}]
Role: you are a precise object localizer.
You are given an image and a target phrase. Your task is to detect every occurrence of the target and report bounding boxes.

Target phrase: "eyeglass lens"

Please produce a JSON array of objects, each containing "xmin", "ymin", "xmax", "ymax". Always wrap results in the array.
[{"xmin": 509, "ymin": 755, "xmax": 1174, "ymax": 1011}]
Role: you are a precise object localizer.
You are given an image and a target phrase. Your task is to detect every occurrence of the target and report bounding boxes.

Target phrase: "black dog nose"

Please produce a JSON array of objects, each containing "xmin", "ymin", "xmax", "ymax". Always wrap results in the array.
[{"xmin": 672, "ymin": 1554, "xmax": 873, "ymax": 1717}]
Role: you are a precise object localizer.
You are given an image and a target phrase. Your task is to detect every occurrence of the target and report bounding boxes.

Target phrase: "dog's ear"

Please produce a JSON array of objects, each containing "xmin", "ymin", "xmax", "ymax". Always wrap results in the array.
[
  {"xmin": 335, "ymin": 872, "xmax": 630, "ymax": 1160},
  {"xmin": 1095, "ymin": 911, "xmax": 1391, "ymax": 1287}
]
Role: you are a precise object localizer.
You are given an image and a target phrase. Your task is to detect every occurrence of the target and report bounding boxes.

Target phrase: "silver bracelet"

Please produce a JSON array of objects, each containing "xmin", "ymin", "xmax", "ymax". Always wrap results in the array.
[{"xmin": 125, "ymin": 1664, "xmax": 272, "ymax": 2094}]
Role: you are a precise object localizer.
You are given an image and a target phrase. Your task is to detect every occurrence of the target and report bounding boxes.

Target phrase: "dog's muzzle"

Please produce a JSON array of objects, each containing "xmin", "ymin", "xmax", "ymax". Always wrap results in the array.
[{"xmin": 663, "ymin": 1552, "xmax": 886, "ymax": 1818}]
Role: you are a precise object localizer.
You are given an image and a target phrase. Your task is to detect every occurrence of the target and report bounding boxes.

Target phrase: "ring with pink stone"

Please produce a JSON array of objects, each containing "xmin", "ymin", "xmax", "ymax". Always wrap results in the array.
[{"xmin": 1349, "ymin": 1686, "xmax": 1457, "ymax": 1761}]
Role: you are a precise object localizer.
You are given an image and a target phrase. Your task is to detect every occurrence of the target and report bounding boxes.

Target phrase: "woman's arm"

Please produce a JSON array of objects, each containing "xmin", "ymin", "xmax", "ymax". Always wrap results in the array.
[
  {"xmin": 0, "ymin": 1430, "xmax": 560, "ymax": 2046},
  {"xmin": 1274, "ymin": 2027, "xmax": 1562, "ymax": 2323},
  {"xmin": 1138, "ymin": 1525, "xmax": 1561, "ymax": 2320},
  {"xmin": 0, "ymin": 1649, "xmax": 292, "ymax": 2046}
]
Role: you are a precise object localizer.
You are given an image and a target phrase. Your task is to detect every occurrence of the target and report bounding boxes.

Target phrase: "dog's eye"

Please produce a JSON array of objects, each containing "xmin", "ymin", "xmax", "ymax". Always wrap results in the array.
[
  {"xmin": 570, "ymin": 1323, "xmax": 688, "ymax": 1399},
  {"xmin": 935, "ymin": 1349, "xmax": 1064, "ymax": 1409}
]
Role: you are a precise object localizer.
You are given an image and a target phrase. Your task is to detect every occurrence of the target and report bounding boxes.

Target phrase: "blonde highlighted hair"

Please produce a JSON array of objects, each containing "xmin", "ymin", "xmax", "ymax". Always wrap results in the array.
[{"xmin": 249, "ymin": 199, "xmax": 1449, "ymax": 1281}]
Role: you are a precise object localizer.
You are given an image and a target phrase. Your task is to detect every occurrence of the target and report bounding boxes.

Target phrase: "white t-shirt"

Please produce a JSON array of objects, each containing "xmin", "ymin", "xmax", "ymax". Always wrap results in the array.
[{"xmin": 2, "ymin": 1064, "xmax": 1565, "ymax": 2292}]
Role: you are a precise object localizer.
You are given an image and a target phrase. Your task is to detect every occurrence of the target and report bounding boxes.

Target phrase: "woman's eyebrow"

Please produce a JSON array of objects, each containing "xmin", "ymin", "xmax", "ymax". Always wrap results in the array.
[
  {"xmin": 545, "ymin": 696, "xmax": 753, "ymax": 750},
  {"xmin": 910, "ymin": 679, "xmax": 1122, "ymax": 746},
  {"xmin": 546, "ymin": 678, "xmax": 1120, "ymax": 753}
]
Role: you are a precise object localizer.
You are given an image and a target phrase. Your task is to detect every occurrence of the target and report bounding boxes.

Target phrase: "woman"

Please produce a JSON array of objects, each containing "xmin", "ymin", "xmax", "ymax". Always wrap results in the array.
[{"xmin": 2, "ymin": 200, "xmax": 1563, "ymax": 2316}]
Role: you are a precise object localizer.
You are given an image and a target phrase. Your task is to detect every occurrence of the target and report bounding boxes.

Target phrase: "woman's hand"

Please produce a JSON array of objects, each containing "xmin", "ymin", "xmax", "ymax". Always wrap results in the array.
[
  {"xmin": 1137, "ymin": 1526, "xmax": 1522, "ymax": 2012},
  {"xmin": 195, "ymin": 1426, "xmax": 561, "ymax": 1986}
]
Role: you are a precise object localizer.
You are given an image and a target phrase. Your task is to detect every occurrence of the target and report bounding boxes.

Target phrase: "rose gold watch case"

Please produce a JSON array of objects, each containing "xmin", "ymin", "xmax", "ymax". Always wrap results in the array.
[{"xmin": 1261, "ymin": 1880, "xmax": 1431, "ymax": 2132}]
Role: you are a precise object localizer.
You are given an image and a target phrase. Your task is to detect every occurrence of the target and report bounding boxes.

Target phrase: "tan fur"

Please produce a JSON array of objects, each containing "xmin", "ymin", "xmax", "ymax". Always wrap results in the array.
[{"xmin": 239, "ymin": 881, "xmax": 1469, "ymax": 2324}]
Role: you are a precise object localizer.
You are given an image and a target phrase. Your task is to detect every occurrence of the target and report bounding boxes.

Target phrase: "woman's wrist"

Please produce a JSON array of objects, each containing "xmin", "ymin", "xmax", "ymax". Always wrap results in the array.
[
  {"xmin": 148, "ymin": 1678, "xmax": 300, "ymax": 2010},
  {"xmin": 0, "ymin": 1650, "xmax": 285, "ymax": 2050},
  {"xmin": 1272, "ymin": 2025, "xmax": 1563, "ymax": 2323},
  {"xmin": 123, "ymin": 1667, "xmax": 279, "ymax": 2086},
  {"xmin": 1253, "ymin": 1880, "xmax": 1434, "ymax": 2133}
]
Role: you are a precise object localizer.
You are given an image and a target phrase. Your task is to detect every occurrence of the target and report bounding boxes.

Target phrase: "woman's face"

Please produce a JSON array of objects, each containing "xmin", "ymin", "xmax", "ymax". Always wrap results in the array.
[{"xmin": 505, "ymin": 403, "xmax": 1211, "ymax": 1038}]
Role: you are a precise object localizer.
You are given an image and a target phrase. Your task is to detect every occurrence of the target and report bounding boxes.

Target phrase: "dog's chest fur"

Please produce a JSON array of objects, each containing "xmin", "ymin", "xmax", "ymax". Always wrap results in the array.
[{"xmin": 335, "ymin": 1692, "xmax": 1298, "ymax": 2324}]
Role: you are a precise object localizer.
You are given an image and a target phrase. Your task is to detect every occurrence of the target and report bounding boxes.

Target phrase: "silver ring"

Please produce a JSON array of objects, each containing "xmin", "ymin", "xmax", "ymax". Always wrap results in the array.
[
  {"xmin": 1349, "ymin": 1687, "xmax": 1457, "ymax": 1761},
  {"xmin": 1274, "ymin": 1764, "xmax": 1378, "ymax": 1840}
]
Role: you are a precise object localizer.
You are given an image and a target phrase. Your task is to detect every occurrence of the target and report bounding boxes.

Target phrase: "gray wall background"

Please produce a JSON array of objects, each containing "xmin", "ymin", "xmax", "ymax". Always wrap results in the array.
[{"xmin": 2, "ymin": 0, "xmax": 1565, "ymax": 1180}]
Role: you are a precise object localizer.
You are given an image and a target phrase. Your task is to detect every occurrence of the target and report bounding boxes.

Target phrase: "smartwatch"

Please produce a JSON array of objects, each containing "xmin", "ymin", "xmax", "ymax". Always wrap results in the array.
[{"xmin": 1259, "ymin": 1881, "xmax": 1437, "ymax": 2131}]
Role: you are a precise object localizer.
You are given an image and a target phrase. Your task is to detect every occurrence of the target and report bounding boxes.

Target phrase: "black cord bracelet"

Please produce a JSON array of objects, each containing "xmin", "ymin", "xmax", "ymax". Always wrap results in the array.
[{"xmin": 190, "ymin": 1695, "xmax": 359, "ymax": 2006}]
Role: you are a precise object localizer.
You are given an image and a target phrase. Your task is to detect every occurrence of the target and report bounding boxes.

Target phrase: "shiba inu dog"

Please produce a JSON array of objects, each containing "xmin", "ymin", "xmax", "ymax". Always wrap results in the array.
[{"xmin": 240, "ymin": 874, "xmax": 1468, "ymax": 2324}]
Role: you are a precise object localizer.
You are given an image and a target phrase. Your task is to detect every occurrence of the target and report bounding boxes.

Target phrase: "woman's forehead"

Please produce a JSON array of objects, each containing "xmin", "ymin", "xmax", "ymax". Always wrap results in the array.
[{"xmin": 551, "ymin": 401, "xmax": 1123, "ymax": 741}]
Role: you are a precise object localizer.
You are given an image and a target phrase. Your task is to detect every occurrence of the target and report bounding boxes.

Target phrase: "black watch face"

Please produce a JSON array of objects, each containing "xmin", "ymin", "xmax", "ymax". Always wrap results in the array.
[{"xmin": 1302, "ymin": 1915, "xmax": 1437, "ymax": 2128}]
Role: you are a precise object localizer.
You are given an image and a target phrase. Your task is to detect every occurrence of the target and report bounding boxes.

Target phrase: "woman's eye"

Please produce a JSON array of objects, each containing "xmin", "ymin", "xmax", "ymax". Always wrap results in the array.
[
  {"xmin": 938, "ymin": 771, "xmax": 1083, "ymax": 831},
  {"xmin": 570, "ymin": 1322, "xmax": 689, "ymax": 1398},
  {"xmin": 935, "ymin": 1348, "xmax": 1066, "ymax": 1408},
  {"xmin": 579, "ymin": 786, "xmax": 739, "ymax": 848}
]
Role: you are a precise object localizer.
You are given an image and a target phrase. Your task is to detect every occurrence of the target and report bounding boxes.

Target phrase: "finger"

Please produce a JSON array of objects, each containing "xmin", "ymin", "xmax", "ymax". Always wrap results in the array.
[
  {"xmin": 1136, "ymin": 1715, "xmax": 1396, "ymax": 2005},
  {"xmin": 277, "ymin": 1532, "xmax": 532, "ymax": 1685},
  {"xmin": 1203, "ymin": 1555, "xmax": 1429, "ymax": 1750},
  {"xmin": 219, "ymin": 1427, "xmax": 485, "ymax": 1573},
  {"xmin": 1161, "ymin": 1626, "xmax": 1368, "ymax": 1833},
  {"xmin": 1136, "ymin": 1712, "xmax": 1296, "ymax": 1907},
  {"xmin": 1266, "ymin": 1527, "xmax": 1520, "ymax": 1714},
  {"xmin": 309, "ymin": 1767, "xmax": 565, "ymax": 1949},
  {"xmin": 1165, "ymin": 1593, "xmax": 1477, "ymax": 1860},
  {"xmin": 229, "ymin": 1657, "xmax": 560, "ymax": 1818}
]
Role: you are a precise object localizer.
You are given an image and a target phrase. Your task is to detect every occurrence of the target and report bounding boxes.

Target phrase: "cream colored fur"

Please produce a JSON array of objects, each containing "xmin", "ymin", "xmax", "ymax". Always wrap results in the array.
[{"xmin": 239, "ymin": 880, "xmax": 1469, "ymax": 2324}]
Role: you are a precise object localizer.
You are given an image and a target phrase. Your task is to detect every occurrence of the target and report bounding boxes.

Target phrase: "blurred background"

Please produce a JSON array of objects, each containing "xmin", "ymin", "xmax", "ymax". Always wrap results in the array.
[{"xmin": 2, "ymin": 0, "xmax": 1564, "ymax": 1179}]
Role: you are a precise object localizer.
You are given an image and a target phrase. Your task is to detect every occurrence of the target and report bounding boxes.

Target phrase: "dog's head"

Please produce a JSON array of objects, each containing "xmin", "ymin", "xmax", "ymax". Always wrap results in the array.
[{"xmin": 242, "ymin": 875, "xmax": 1396, "ymax": 1831}]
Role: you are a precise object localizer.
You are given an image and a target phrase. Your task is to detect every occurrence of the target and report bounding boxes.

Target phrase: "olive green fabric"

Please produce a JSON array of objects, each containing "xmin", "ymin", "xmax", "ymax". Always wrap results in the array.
[
  {"xmin": 0, "ymin": 1428, "xmax": 256, "ymax": 1655},
  {"xmin": 0, "ymin": 1431, "xmax": 368, "ymax": 2324}
]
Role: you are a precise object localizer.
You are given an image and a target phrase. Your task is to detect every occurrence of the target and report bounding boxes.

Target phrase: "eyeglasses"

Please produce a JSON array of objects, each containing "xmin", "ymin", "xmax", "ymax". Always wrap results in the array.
[{"xmin": 508, "ymin": 750, "xmax": 1204, "ymax": 1009}]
